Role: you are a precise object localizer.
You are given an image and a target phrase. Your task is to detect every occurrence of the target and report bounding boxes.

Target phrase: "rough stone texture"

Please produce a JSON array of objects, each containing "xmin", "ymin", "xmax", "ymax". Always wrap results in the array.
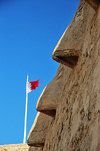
[
  {"xmin": 0, "ymin": 144, "xmax": 29, "ymax": 151},
  {"xmin": 33, "ymin": 1, "xmax": 100, "ymax": 151},
  {"xmin": 85, "ymin": 0, "xmax": 100, "ymax": 10},
  {"xmin": 0, "ymin": 144, "xmax": 41, "ymax": 151},
  {"xmin": 27, "ymin": 112, "xmax": 52, "ymax": 148},
  {"xmin": 29, "ymin": 146, "xmax": 42, "ymax": 151},
  {"xmin": 36, "ymin": 64, "xmax": 71, "ymax": 117},
  {"xmin": 52, "ymin": 0, "xmax": 94, "ymax": 68}
]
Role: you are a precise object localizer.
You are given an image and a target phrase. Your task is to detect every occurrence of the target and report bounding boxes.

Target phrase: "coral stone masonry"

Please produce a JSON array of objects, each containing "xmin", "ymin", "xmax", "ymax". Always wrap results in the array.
[
  {"xmin": 28, "ymin": 0, "xmax": 100, "ymax": 151},
  {"xmin": 0, "ymin": 144, "xmax": 42, "ymax": 151}
]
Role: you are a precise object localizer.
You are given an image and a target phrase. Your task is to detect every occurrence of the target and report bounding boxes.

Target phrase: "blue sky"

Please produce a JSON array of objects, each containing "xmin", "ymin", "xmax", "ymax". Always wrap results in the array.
[{"xmin": 0, "ymin": 0, "xmax": 79, "ymax": 145}]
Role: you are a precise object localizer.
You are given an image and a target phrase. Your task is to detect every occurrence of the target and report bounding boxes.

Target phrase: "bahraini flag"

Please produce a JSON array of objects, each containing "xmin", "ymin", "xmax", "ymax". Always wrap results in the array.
[{"xmin": 26, "ymin": 79, "xmax": 39, "ymax": 93}]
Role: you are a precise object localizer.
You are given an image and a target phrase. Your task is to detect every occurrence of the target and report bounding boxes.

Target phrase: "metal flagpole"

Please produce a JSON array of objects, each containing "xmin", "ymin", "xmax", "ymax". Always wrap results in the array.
[{"xmin": 23, "ymin": 75, "xmax": 28, "ymax": 144}]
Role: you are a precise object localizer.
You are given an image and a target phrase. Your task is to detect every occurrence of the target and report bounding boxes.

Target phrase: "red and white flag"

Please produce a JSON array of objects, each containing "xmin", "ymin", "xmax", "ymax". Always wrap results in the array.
[
  {"xmin": 26, "ymin": 79, "xmax": 39, "ymax": 93},
  {"xmin": 23, "ymin": 75, "xmax": 39, "ymax": 144}
]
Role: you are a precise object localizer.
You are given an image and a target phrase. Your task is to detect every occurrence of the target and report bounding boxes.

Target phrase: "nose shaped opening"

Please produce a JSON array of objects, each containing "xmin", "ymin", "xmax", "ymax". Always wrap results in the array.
[
  {"xmin": 53, "ymin": 49, "xmax": 80, "ymax": 68},
  {"xmin": 56, "ymin": 55, "xmax": 79, "ymax": 68},
  {"xmin": 36, "ymin": 86, "xmax": 57, "ymax": 118},
  {"xmin": 27, "ymin": 112, "xmax": 52, "ymax": 149},
  {"xmin": 38, "ymin": 109, "xmax": 56, "ymax": 118},
  {"xmin": 28, "ymin": 142, "xmax": 44, "ymax": 148}
]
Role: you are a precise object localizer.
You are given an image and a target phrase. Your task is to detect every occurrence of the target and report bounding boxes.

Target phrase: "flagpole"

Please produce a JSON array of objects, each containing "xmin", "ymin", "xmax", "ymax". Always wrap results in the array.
[{"xmin": 23, "ymin": 75, "xmax": 28, "ymax": 144}]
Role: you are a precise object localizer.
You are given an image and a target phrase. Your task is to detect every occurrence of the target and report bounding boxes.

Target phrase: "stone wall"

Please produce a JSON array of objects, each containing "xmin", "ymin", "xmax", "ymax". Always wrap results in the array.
[
  {"xmin": 0, "ymin": 144, "xmax": 41, "ymax": 151},
  {"xmin": 27, "ymin": 0, "xmax": 100, "ymax": 151},
  {"xmin": 43, "ymin": 1, "xmax": 100, "ymax": 151}
]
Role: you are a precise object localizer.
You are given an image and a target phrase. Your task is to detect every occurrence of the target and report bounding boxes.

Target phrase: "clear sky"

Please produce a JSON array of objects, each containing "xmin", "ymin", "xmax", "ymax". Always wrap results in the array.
[{"xmin": 0, "ymin": 0, "xmax": 79, "ymax": 145}]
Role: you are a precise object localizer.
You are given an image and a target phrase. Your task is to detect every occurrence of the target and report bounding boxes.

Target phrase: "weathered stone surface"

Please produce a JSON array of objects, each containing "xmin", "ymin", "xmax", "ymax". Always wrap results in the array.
[
  {"xmin": 36, "ymin": 64, "xmax": 71, "ymax": 117},
  {"xmin": 0, "ymin": 144, "xmax": 41, "ymax": 151},
  {"xmin": 40, "ymin": 1, "xmax": 100, "ymax": 151},
  {"xmin": 52, "ymin": 0, "xmax": 95, "ymax": 68},
  {"xmin": 85, "ymin": 0, "xmax": 100, "ymax": 10},
  {"xmin": 28, "ymin": 146, "xmax": 42, "ymax": 151},
  {"xmin": 27, "ymin": 112, "xmax": 52, "ymax": 148}
]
